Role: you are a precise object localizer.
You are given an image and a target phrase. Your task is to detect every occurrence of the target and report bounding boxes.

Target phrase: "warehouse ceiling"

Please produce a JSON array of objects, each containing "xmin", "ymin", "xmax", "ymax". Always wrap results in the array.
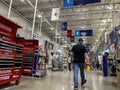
[{"xmin": 1, "ymin": 0, "xmax": 120, "ymax": 52}]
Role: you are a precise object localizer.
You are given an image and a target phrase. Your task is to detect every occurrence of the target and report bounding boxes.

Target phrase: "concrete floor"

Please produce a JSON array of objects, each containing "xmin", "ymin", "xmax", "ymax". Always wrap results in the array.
[{"xmin": 0, "ymin": 70, "xmax": 119, "ymax": 90}]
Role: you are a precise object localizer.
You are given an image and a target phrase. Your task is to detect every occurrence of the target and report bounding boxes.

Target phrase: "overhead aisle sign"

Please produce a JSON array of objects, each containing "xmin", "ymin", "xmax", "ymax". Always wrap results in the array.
[
  {"xmin": 74, "ymin": 30, "xmax": 93, "ymax": 37},
  {"xmin": 67, "ymin": 30, "xmax": 72, "ymax": 37},
  {"xmin": 51, "ymin": 8, "xmax": 60, "ymax": 21},
  {"xmin": 74, "ymin": 0, "xmax": 84, "ymax": 5},
  {"xmin": 64, "ymin": 0, "xmax": 101, "ymax": 7},
  {"xmin": 80, "ymin": 30, "xmax": 93, "ymax": 36},
  {"xmin": 61, "ymin": 22, "xmax": 67, "ymax": 31},
  {"xmin": 75, "ymin": 30, "xmax": 80, "ymax": 37},
  {"xmin": 64, "ymin": 0, "xmax": 74, "ymax": 7}
]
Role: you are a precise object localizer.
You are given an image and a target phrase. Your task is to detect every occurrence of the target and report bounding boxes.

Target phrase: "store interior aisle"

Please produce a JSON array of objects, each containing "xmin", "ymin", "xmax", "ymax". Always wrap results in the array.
[{"xmin": 0, "ymin": 70, "xmax": 119, "ymax": 90}]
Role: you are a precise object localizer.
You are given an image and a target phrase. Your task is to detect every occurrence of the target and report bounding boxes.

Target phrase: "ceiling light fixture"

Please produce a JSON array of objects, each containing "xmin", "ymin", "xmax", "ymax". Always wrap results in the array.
[
  {"xmin": 99, "ymin": 28, "xmax": 105, "ymax": 31},
  {"xmin": 107, "ymin": 5, "xmax": 113, "ymax": 10},
  {"xmin": 50, "ymin": 27, "xmax": 54, "ymax": 30},
  {"xmin": 21, "ymin": 0, "xmax": 24, "ymax": 2},
  {"xmin": 102, "ymin": 20, "xmax": 107, "ymax": 23},
  {"xmin": 96, "ymin": 40, "xmax": 99, "ymax": 42},
  {"xmin": 38, "ymin": 15, "xmax": 42, "ymax": 18}
]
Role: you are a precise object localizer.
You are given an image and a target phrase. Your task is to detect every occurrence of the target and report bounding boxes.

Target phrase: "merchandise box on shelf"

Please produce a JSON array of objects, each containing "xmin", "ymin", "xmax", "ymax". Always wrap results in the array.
[
  {"xmin": 22, "ymin": 40, "xmax": 38, "ymax": 75},
  {"xmin": 0, "ymin": 15, "xmax": 22, "ymax": 85}
]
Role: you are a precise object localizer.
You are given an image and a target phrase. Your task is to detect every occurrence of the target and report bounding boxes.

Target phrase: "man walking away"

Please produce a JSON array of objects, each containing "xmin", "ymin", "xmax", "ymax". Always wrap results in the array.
[{"xmin": 71, "ymin": 38, "xmax": 89, "ymax": 89}]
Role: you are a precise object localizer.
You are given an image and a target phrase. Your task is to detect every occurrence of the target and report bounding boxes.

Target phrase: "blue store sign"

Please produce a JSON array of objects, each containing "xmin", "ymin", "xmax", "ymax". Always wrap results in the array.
[
  {"xmin": 64, "ymin": 0, "xmax": 74, "ymax": 7},
  {"xmin": 80, "ymin": 30, "xmax": 93, "ymax": 36},
  {"xmin": 61, "ymin": 22, "xmax": 67, "ymax": 31},
  {"xmin": 75, "ymin": 30, "xmax": 80, "ymax": 37},
  {"xmin": 64, "ymin": 0, "xmax": 101, "ymax": 7}
]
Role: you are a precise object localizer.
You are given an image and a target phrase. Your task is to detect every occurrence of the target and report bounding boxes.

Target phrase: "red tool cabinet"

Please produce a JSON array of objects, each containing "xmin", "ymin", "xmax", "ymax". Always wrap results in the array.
[
  {"xmin": 22, "ymin": 40, "xmax": 38, "ymax": 75},
  {"xmin": 14, "ymin": 37, "xmax": 25, "ymax": 84},
  {"xmin": 0, "ymin": 15, "xmax": 22, "ymax": 85}
]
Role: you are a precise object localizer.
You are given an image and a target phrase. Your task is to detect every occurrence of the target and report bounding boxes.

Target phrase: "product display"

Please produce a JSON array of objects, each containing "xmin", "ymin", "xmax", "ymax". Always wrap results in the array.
[
  {"xmin": 33, "ymin": 50, "xmax": 47, "ymax": 77},
  {"xmin": 0, "ymin": 15, "xmax": 22, "ymax": 85},
  {"xmin": 22, "ymin": 40, "xmax": 38, "ymax": 75}
]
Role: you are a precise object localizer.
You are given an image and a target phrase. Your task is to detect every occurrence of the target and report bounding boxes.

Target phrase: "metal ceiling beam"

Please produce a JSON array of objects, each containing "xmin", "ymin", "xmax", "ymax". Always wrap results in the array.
[
  {"xmin": 13, "ymin": 1, "xmax": 60, "ymax": 10},
  {"xmin": 11, "ymin": 1, "xmax": 120, "ymax": 18}
]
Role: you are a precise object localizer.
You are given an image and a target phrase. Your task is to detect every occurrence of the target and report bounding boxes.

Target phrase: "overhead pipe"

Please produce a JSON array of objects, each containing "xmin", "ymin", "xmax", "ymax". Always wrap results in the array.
[
  {"xmin": 1, "ymin": 0, "xmax": 32, "ymax": 24},
  {"xmin": 31, "ymin": 0, "xmax": 38, "ymax": 39},
  {"xmin": 39, "ymin": 17, "xmax": 43, "ymax": 37},
  {"xmin": 26, "ymin": 0, "xmax": 55, "ymax": 30},
  {"xmin": 55, "ymin": 21, "xmax": 58, "ymax": 50},
  {"xmin": 8, "ymin": 0, "xmax": 13, "ymax": 18}
]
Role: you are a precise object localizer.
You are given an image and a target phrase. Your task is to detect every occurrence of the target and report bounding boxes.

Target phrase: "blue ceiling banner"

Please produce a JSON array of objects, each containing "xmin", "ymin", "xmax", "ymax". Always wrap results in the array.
[
  {"xmin": 61, "ymin": 22, "xmax": 67, "ymax": 31},
  {"xmin": 80, "ymin": 30, "xmax": 93, "ymax": 36},
  {"xmin": 63, "ymin": 0, "xmax": 74, "ymax": 7},
  {"xmin": 75, "ymin": 30, "xmax": 80, "ymax": 37},
  {"xmin": 74, "ymin": 0, "xmax": 85, "ymax": 5},
  {"xmin": 78, "ymin": 0, "xmax": 101, "ymax": 5},
  {"xmin": 64, "ymin": 0, "xmax": 101, "ymax": 7}
]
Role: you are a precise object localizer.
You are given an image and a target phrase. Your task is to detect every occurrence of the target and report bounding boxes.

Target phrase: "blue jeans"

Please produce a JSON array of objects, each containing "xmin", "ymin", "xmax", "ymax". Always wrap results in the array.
[{"xmin": 73, "ymin": 63, "xmax": 85, "ymax": 85}]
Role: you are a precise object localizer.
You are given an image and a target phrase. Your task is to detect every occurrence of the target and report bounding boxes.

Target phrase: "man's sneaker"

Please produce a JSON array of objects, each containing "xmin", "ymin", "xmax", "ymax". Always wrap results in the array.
[
  {"xmin": 74, "ymin": 85, "xmax": 78, "ymax": 89},
  {"xmin": 81, "ymin": 79, "xmax": 87, "ymax": 85}
]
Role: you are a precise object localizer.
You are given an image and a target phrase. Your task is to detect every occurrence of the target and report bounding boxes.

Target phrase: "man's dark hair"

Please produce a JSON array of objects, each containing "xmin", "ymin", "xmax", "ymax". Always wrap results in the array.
[
  {"xmin": 78, "ymin": 38, "xmax": 83, "ymax": 42},
  {"xmin": 78, "ymin": 38, "xmax": 83, "ymax": 44}
]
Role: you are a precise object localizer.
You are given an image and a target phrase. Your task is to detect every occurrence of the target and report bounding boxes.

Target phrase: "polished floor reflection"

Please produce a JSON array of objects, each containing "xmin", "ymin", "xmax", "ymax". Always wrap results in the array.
[{"xmin": 0, "ymin": 70, "xmax": 119, "ymax": 90}]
